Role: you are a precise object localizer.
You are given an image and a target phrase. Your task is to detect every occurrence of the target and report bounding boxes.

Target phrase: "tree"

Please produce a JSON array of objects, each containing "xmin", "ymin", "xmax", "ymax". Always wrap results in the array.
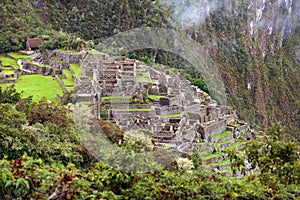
[
  {"xmin": 0, "ymin": 85, "xmax": 23, "ymax": 104},
  {"xmin": 229, "ymin": 123, "xmax": 300, "ymax": 185},
  {"xmin": 0, "ymin": 104, "xmax": 27, "ymax": 159}
]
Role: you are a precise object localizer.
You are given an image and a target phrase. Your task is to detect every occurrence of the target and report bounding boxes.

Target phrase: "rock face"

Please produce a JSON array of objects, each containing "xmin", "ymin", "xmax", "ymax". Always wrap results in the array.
[{"xmin": 179, "ymin": 0, "xmax": 300, "ymax": 136}]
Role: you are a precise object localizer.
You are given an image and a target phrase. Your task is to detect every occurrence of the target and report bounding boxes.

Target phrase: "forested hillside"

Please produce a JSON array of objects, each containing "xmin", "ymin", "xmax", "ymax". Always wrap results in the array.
[
  {"xmin": 2, "ymin": 0, "xmax": 300, "ymax": 138},
  {"xmin": 0, "ymin": 0, "xmax": 168, "ymax": 52},
  {"xmin": 0, "ymin": 1, "xmax": 300, "ymax": 198}
]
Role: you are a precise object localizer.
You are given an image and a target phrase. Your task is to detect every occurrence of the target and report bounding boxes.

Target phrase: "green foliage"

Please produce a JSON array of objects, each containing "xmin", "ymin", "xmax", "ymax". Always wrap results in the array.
[
  {"xmin": 190, "ymin": 150, "xmax": 203, "ymax": 170},
  {"xmin": 61, "ymin": 91, "xmax": 73, "ymax": 105},
  {"xmin": 0, "ymin": 98, "xmax": 85, "ymax": 165},
  {"xmin": 1, "ymin": 74, "xmax": 64, "ymax": 103},
  {"xmin": 176, "ymin": 68, "xmax": 209, "ymax": 94},
  {"xmin": 128, "ymin": 53, "xmax": 154, "ymax": 65},
  {"xmin": 39, "ymin": 32, "xmax": 86, "ymax": 51},
  {"xmin": 229, "ymin": 124, "xmax": 300, "ymax": 185},
  {"xmin": 0, "ymin": 104, "xmax": 27, "ymax": 158},
  {"xmin": 60, "ymin": 0, "xmax": 168, "ymax": 40},
  {"xmin": 0, "ymin": 85, "xmax": 23, "ymax": 104},
  {"xmin": 99, "ymin": 119, "xmax": 124, "ymax": 144},
  {"xmin": 0, "ymin": 1, "xmax": 49, "ymax": 52},
  {"xmin": 0, "ymin": 110, "xmax": 299, "ymax": 199},
  {"xmin": 0, "ymin": 154, "xmax": 299, "ymax": 199}
]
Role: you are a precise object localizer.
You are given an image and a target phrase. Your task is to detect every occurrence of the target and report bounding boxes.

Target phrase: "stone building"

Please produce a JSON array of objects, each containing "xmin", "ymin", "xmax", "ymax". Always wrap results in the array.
[
  {"xmin": 26, "ymin": 38, "xmax": 43, "ymax": 51},
  {"xmin": 74, "ymin": 53, "xmax": 249, "ymax": 155}
]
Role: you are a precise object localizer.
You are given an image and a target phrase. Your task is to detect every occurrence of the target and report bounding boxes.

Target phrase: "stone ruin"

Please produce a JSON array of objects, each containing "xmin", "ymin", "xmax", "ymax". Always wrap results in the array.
[{"xmin": 74, "ymin": 52, "xmax": 251, "ymax": 155}]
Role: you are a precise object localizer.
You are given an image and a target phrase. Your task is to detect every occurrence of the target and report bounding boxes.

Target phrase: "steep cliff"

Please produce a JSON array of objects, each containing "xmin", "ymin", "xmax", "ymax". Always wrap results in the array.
[{"xmin": 170, "ymin": 0, "xmax": 300, "ymax": 137}]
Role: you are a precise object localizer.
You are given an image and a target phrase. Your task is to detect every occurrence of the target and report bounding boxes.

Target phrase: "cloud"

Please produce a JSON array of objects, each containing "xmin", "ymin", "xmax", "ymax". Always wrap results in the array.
[{"xmin": 159, "ymin": 0, "xmax": 219, "ymax": 26}]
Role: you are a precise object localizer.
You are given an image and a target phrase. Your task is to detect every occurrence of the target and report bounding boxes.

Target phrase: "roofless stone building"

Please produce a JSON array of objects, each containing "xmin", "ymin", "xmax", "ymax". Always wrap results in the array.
[{"xmin": 74, "ymin": 52, "xmax": 249, "ymax": 154}]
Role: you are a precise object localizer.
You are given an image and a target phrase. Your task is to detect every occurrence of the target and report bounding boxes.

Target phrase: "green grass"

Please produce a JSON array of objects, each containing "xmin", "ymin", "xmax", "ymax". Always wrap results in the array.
[
  {"xmin": 70, "ymin": 64, "xmax": 83, "ymax": 77},
  {"xmin": 62, "ymin": 69, "xmax": 74, "ymax": 87},
  {"xmin": 201, "ymin": 91, "xmax": 209, "ymax": 99},
  {"xmin": 63, "ymin": 80, "xmax": 74, "ymax": 87},
  {"xmin": 225, "ymin": 141, "xmax": 246, "ymax": 150},
  {"xmin": 5, "ymin": 77, "xmax": 17, "ymax": 81},
  {"xmin": 216, "ymin": 138, "xmax": 235, "ymax": 148},
  {"xmin": 162, "ymin": 112, "xmax": 182, "ymax": 118},
  {"xmin": 66, "ymin": 86, "xmax": 74, "ymax": 92},
  {"xmin": 219, "ymin": 167, "xmax": 232, "ymax": 173},
  {"xmin": 201, "ymin": 152, "xmax": 226, "ymax": 161},
  {"xmin": 228, "ymin": 124, "xmax": 240, "ymax": 128},
  {"xmin": 198, "ymin": 150, "xmax": 211, "ymax": 156},
  {"xmin": 206, "ymin": 159, "xmax": 230, "ymax": 168},
  {"xmin": 148, "ymin": 94, "xmax": 164, "ymax": 100},
  {"xmin": 8, "ymin": 53, "xmax": 31, "ymax": 61},
  {"xmin": 0, "ymin": 56, "xmax": 19, "ymax": 69},
  {"xmin": 0, "ymin": 75, "xmax": 64, "ymax": 103},
  {"xmin": 52, "ymin": 56, "xmax": 64, "ymax": 63},
  {"xmin": 213, "ymin": 130, "xmax": 232, "ymax": 140},
  {"xmin": 0, "ymin": 70, "xmax": 15, "ymax": 75}
]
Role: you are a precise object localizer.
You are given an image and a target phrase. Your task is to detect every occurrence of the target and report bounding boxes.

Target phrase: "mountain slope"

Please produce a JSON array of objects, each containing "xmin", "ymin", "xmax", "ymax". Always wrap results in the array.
[
  {"xmin": 1, "ymin": 0, "xmax": 300, "ymax": 138},
  {"xmin": 177, "ymin": 0, "xmax": 300, "ymax": 138}
]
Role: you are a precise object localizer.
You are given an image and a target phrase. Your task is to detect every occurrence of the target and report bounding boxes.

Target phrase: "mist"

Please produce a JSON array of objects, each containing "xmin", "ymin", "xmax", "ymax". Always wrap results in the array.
[
  {"xmin": 158, "ymin": 0, "xmax": 300, "ymax": 38},
  {"xmin": 158, "ymin": 0, "xmax": 220, "ymax": 26}
]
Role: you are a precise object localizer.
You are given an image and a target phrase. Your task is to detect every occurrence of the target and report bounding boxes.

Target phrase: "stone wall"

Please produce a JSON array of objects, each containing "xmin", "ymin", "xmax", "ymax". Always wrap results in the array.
[
  {"xmin": 48, "ymin": 57, "xmax": 69, "ymax": 69},
  {"xmin": 56, "ymin": 93, "xmax": 62, "ymax": 103},
  {"xmin": 186, "ymin": 112, "xmax": 201, "ymax": 121},
  {"xmin": 108, "ymin": 104, "xmax": 151, "ymax": 109},
  {"xmin": 111, "ymin": 110, "xmax": 156, "ymax": 118},
  {"xmin": 74, "ymin": 80, "xmax": 93, "ymax": 94},
  {"xmin": 202, "ymin": 119, "xmax": 227, "ymax": 140},
  {"xmin": 0, "ymin": 73, "xmax": 18, "ymax": 83},
  {"xmin": 182, "ymin": 126, "xmax": 196, "ymax": 142},
  {"xmin": 155, "ymin": 106, "xmax": 184, "ymax": 116},
  {"xmin": 75, "ymin": 94, "xmax": 94, "ymax": 102},
  {"xmin": 53, "ymin": 50, "xmax": 83, "ymax": 64},
  {"xmin": 169, "ymin": 96, "xmax": 181, "ymax": 106},
  {"xmin": 225, "ymin": 115, "xmax": 237, "ymax": 124},
  {"xmin": 21, "ymin": 61, "xmax": 61, "ymax": 76},
  {"xmin": 186, "ymin": 104, "xmax": 202, "ymax": 113},
  {"xmin": 55, "ymin": 75, "xmax": 67, "ymax": 91}
]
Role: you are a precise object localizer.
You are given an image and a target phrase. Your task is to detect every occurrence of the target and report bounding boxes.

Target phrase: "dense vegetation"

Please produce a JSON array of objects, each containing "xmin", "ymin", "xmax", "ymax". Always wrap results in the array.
[
  {"xmin": 0, "ymin": 86, "xmax": 299, "ymax": 199},
  {"xmin": 1, "ymin": 1, "xmax": 300, "ymax": 198},
  {"xmin": 2, "ymin": 0, "xmax": 300, "ymax": 138},
  {"xmin": 0, "ymin": 0, "xmax": 168, "ymax": 53}
]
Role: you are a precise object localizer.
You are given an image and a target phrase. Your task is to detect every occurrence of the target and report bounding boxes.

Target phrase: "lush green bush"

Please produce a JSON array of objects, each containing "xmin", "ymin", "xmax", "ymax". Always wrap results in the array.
[
  {"xmin": 0, "ymin": 87, "xmax": 299, "ymax": 199},
  {"xmin": 0, "ymin": 94, "xmax": 86, "ymax": 165},
  {"xmin": 1, "ymin": 155, "xmax": 298, "ymax": 199},
  {"xmin": 229, "ymin": 124, "xmax": 300, "ymax": 185},
  {"xmin": 0, "ymin": 85, "xmax": 23, "ymax": 104}
]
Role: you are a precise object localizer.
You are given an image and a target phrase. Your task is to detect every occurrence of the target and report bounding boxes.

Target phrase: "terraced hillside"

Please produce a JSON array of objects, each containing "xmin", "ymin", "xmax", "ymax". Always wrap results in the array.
[{"xmin": 0, "ymin": 51, "xmax": 84, "ymax": 102}]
